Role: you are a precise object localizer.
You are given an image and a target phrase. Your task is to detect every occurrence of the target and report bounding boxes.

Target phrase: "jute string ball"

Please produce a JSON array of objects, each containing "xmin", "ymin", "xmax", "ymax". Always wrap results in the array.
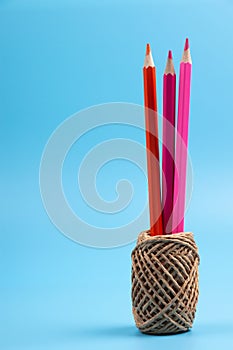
[{"xmin": 131, "ymin": 231, "xmax": 200, "ymax": 335}]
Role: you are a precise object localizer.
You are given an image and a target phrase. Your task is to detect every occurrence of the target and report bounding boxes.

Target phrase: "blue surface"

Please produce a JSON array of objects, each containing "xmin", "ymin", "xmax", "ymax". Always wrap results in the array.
[{"xmin": 1, "ymin": 0, "xmax": 233, "ymax": 349}]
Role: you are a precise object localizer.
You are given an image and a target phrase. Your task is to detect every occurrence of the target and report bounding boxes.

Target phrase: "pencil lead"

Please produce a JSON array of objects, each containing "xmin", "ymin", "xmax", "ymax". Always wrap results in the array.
[
  {"xmin": 184, "ymin": 38, "xmax": 189, "ymax": 51},
  {"xmin": 168, "ymin": 50, "xmax": 172, "ymax": 59},
  {"xmin": 146, "ymin": 43, "xmax": 151, "ymax": 55}
]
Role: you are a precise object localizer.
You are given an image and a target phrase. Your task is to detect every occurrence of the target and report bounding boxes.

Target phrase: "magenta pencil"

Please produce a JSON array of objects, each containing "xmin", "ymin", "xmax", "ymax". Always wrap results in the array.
[
  {"xmin": 162, "ymin": 50, "xmax": 176, "ymax": 234},
  {"xmin": 172, "ymin": 38, "xmax": 192, "ymax": 233}
]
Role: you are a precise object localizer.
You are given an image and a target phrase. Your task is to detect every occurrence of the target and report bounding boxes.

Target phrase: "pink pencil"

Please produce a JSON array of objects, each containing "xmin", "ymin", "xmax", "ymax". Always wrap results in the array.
[
  {"xmin": 172, "ymin": 38, "xmax": 192, "ymax": 233},
  {"xmin": 162, "ymin": 50, "xmax": 176, "ymax": 234}
]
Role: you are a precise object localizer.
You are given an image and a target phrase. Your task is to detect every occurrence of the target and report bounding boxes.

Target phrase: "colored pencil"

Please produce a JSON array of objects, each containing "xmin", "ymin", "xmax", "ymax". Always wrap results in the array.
[
  {"xmin": 143, "ymin": 43, "xmax": 163, "ymax": 236},
  {"xmin": 172, "ymin": 38, "xmax": 192, "ymax": 233},
  {"xmin": 162, "ymin": 50, "xmax": 176, "ymax": 234}
]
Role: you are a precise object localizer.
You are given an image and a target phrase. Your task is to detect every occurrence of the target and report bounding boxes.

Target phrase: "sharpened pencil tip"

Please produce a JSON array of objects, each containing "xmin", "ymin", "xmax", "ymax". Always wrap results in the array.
[
  {"xmin": 144, "ymin": 43, "xmax": 154, "ymax": 67},
  {"xmin": 165, "ymin": 50, "xmax": 175, "ymax": 74},
  {"xmin": 184, "ymin": 38, "xmax": 189, "ymax": 50},
  {"xmin": 146, "ymin": 43, "xmax": 151, "ymax": 55}
]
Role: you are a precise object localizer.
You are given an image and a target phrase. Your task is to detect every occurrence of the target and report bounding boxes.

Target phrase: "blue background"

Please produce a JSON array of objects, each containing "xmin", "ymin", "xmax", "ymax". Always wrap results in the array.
[{"xmin": 1, "ymin": 0, "xmax": 233, "ymax": 349}]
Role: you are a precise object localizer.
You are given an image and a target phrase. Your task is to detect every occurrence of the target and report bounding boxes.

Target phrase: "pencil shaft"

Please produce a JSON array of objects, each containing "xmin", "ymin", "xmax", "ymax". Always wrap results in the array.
[
  {"xmin": 143, "ymin": 66, "xmax": 163, "ymax": 236},
  {"xmin": 172, "ymin": 62, "xmax": 192, "ymax": 233}
]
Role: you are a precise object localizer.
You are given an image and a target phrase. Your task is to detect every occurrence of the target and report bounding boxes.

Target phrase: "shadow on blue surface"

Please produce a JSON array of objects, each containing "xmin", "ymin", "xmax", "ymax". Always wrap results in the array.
[
  {"xmin": 60, "ymin": 321, "xmax": 233, "ymax": 340},
  {"xmin": 195, "ymin": 322, "xmax": 233, "ymax": 337},
  {"xmin": 2, "ymin": 321, "xmax": 233, "ymax": 350},
  {"xmin": 61, "ymin": 324, "xmax": 139, "ymax": 339},
  {"xmin": 61, "ymin": 324, "xmax": 191, "ymax": 339}
]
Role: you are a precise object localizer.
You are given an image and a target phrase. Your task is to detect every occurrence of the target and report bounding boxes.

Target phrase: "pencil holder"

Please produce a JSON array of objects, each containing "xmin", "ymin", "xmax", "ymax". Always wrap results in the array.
[{"xmin": 131, "ymin": 231, "xmax": 200, "ymax": 335}]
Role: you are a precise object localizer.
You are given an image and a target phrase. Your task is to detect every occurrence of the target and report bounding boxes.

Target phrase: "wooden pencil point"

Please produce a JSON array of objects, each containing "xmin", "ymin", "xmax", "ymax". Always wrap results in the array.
[
  {"xmin": 164, "ymin": 52, "xmax": 175, "ymax": 75},
  {"xmin": 144, "ymin": 44, "xmax": 155, "ymax": 68}
]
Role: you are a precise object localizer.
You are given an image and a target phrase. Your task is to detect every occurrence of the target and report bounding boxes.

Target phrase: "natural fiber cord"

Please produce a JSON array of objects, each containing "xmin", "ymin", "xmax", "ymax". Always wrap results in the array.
[{"xmin": 131, "ymin": 231, "xmax": 200, "ymax": 334}]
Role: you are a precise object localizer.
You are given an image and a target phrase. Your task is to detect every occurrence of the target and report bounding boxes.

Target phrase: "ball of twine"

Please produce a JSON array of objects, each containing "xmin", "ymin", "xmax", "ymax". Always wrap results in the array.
[{"xmin": 131, "ymin": 231, "xmax": 200, "ymax": 335}]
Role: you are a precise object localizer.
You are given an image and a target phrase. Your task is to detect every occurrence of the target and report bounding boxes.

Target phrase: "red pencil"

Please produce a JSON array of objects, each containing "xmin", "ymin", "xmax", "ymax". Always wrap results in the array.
[
  {"xmin": 143, "ymin": 44, "xmax": 163, "ymax": 236},
  {"xmin": 162, "ymin": 50, "xmax": 176, "ymax": 234},
  {"xmin": 172, "ymin": 38, "xmax": 192, "ymax": 233}
]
